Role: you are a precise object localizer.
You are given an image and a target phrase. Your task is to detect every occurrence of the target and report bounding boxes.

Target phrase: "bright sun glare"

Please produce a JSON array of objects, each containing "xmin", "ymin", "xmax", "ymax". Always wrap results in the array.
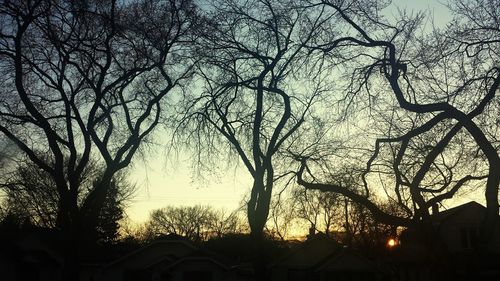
[{"xmin": 387, "ymin": 238, "xmax": 397, "ymax": 247}]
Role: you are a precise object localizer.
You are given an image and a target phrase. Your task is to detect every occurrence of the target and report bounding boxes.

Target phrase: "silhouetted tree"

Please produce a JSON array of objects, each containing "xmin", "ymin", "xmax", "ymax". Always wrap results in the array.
[
  {"xmin": 265, "ymin": 193, "xmax": 298, "ymax": 241},
  {"xmin": 291, "ymin": 187, "xmax": 343, "ymax": 236},
  {"xmin": 0, "ymin": 0, "xmax": 198, "ymax": 278},
  {"xmin": 1, "ymin": 156, "xmax": 135, "ymax": 243},
  {"xmin": 267, "ymin": 184, "xmax": 399, "ymax": 251},
  {"xmin": 174, "ymin": 1, "xmax": 332, "ymax": 277},
  {"xmin": 144, "ymin": 205, "xmax": 242, "ymax": 243},
  {"xmin": 344, "ymin": 199, "xmax": 402, "ymax": 256},
  {"xmin": 179, "ymin": 0, "xmax": 321, "ymax": 235},
  {"xmin": 297, "ymin": 0, "xmax": 499, "ymax": 257}
]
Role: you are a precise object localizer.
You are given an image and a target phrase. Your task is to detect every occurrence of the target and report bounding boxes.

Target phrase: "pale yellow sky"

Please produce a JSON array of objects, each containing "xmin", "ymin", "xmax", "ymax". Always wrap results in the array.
[{"xmin": 126, "ymin": 149, "xmax": 252, "ymax": 222}]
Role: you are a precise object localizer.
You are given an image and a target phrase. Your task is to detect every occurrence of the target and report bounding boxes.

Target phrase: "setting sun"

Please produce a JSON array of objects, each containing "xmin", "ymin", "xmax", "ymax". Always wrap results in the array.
[{"xmin": 387, "ymin": 238, "xmax": 397, "ymax": 248}]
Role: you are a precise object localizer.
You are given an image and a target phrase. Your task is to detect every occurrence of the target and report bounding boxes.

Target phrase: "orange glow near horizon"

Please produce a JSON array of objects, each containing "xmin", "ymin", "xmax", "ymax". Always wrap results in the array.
[{"xmin": 387, "ymin": 238, "xmax": 397, "ymax": 248}]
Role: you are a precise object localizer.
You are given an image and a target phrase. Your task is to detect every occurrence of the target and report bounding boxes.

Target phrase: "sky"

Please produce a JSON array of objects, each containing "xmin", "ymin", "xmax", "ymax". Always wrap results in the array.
[
  {"xmin": 126, "ymin": 148, "xmax": 252, "ymax": 223},
  {"xmin": 125, "ymin": 0, "xmax": 454, "ymax": 224}
]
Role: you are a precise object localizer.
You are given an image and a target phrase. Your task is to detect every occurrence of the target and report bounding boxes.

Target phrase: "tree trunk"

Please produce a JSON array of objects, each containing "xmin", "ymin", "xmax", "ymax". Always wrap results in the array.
[
  {"xmin": 480, "ymin": 164, "xmax": 500, "ymax": 251},
  {"xmin": 247, "ymin": 178, "xmax": 272, "ymax": 281},
  {"xmin": 249, "ymin": 227, "xmax": 269, "ymax": 281},
  {"xmin": 61, "ymin": 228, "xmax": 80, "ymax": 281},
  {"xmin": 81, "ymin": 169, "xmax": 115, "ymax": 241}
]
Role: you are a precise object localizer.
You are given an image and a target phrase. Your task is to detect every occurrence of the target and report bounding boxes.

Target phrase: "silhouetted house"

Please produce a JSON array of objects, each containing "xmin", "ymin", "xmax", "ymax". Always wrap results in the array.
[
  {"xmin": 0, "ymin": 246, "xmax": 62, "ymax": 281},
  {"xmin": 314, "ymin": 249, "xmax": 380, "ymax": 281},
  {"xmin": 80, "ymin": 263, "xmax": 102, "ymax": 281},
  {"xmin": 395, "ymin": 201, "xmax": 500, "ymax": 280},
  {"xmin": 431, "ymin": 201, "xmax": 500, "ymax": 253},
  {"xmin": 269, "ymin": 232, "xmax": 381, "ymax": 281},
  {"xmin": 0, "ymin": 247, "xmax": 17, "ymax": 281},
  {"xmin": 97, "ymin": 239, "xmax": 242, "ymax": 281},
  {"xmin": 98, "ymin": 240, "xmax": 195, "ymax": 280},
  {"xmin": 0, "ymin": 229, "xmax": 64, "ymax": 281},
  {"xmin": 156, "ymin": 255, "xmax": 235, "ymax": 281},
  {"xmin": 398, "ymin": 201, "xmax": 500, "ymax": 254}
]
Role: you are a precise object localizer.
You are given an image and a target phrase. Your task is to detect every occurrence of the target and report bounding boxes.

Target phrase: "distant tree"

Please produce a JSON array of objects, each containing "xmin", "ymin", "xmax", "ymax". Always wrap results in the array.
[
  {"xmin": 0, "ymin": 209, "xmax": 33, "ymax": 231},
  {"xmin": 344, "ymin": 200, "xmax": 402, "ymax": 255},
  {"xmin": 145, "ymin": 205, "xmax": 242, "ymax": 243},
  {"xmin": 266, "ymin": 184, "xmax": 399, "ymax": 250},
  {"xmin": 265, "ymin": 194, "xmax": 298, "ymax": 241},
  {"xmin": 207, "ymin": 208, "xmax": 243, "ymax": 238},
  {"xmin": 291, "ymin": 188, "xmax": 343, "ymax": 237}
]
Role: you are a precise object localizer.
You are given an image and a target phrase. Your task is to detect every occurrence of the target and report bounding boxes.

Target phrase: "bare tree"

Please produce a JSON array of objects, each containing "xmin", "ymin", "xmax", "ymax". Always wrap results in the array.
[
  {"xmin": 290, "ymin": 187, "xmax": 343, "ymax": 236},
  {"xmin": 174, "ymin": 0, "xmax": 330, "ymax": 278},
  {"xmin": 208, "ymin": 208, "xmax": 243, "ymax": 238},
  {"xmin": 1, "ymin": 155, "xmax": 135, "ymax": 235},
  {"xmin": 266, "ymin": 194, "xmax": 298, "ymax": 241},
  {"xmin": 145, "ymin": 205, "xmax": 242, "ymax": 242},
  {"xmin": 297, "ymin": 0, "xmax": 499, "ymax": 255},
  {"xmin": 344, "ymin": 199, "xmax": 401, "ymax": 254},
  {"xmin": 0, "ymin": 0, "xmax": 197, "ymax": 278},
  {"xmin": 0, "ymin": 0, "xmax": 196, "ymax": 234},
  {"xmin": 171, "ymin": 0, "xmax": 332, "ymax": 275},
  {"xmin": 179, "ymin": 0, "xmax": 324, "ymax": 237}
]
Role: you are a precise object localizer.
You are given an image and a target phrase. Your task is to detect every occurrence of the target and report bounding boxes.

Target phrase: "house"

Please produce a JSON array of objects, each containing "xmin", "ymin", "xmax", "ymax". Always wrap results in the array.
[
  {"xmin": 153, "ymin": 255, "xmax": 235, "ymax": 281},
  {"xmin": 98, "ymin": 240, "xmax": 198, "ymax": 281},
  {"xmin": 431, "ymin": 201, "xmax": 500, "ymax": 253},
  {"xmin": 97, "ymin": 239, "xmax": 243, "ymax": 281},
  {"xmin": 313, "ymin": 248, "xmax": 380, "ymax": 281},
  {"xmin": 0, "ymin": 228, "xmax": 64, "ymax": 281},
  {"xmin": 394, "ymin": 201, "xmax": 500, "ymax": 280},
  {"xmin": 398, "ymin": 201, "xmax": 500, "ymax": 254},
  {"xmin": 269, "ymin": 232, "xmax": 382, "ymax": 281}
]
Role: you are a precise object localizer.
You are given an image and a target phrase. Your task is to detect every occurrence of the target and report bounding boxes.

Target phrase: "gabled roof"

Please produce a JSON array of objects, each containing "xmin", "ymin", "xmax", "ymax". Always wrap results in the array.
[
  {"xmin": 146, "ymin": 247, "xmax": 235, "ymax": 271},
  {"xmin": 22, "ymin": 249, "xmax": 61, "ymax": 267},
  {"xmin": 143, "ymin": 254, "xmax": 177, "ymax": 269},
  {"xmin": 432, "ymin": 201, "xmax": 486, "ymax": 224},
  {"xmin": 164, "ymin": 256, "xmax": 232, "ymax": 272},
  {"xmin": 314, "ymin": 247, "xmax": 377, "ymax": 272},
  {"xmin": 102, "ymin": 240, "xmax": 197, "ymax": 271},
  {"xmin": 270, "ymin": 232, "xmax": 341, "ymax": 269}
]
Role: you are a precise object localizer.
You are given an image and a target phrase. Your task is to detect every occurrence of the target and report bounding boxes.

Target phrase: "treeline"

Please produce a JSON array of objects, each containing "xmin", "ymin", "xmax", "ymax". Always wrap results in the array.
[
  {"xmin": 129, "ymin": 205, "xmax": 245, "ymax": 243},
  {"xmin": 121, "ymin": 190, "xmax": 400, "ymax": 254}
]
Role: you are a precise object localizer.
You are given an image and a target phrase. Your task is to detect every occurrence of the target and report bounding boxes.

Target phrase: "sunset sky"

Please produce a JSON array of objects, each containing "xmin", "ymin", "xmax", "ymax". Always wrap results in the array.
[{"xmin": 125, "ymin": 0, "xmax": 454, "ymax": 224}]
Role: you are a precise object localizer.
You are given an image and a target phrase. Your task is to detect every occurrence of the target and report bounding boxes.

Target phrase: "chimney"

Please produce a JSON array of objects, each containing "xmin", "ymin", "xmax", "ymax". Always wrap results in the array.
[
  {"xmin": 307, "ymin": 226, "xmax": 316, "ymax": 240},
  {"xmin": 432, "ymin": 204, "xmax": 439, "ymax": 215}
]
